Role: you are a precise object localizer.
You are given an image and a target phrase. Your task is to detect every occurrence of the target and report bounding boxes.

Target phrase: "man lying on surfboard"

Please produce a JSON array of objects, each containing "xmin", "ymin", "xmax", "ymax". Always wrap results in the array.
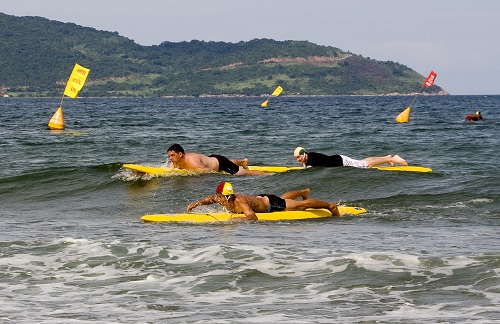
[
  {"xmin": 186, "ymin": 182, "xmax": 340, "ymax": 221},
  {"xmin": 293, "ymin": 147, "xmax": 408, "ymax": 169},
  {"xmin": 167, "ymin": 144, "xmax": 268, "ymax": 176}
]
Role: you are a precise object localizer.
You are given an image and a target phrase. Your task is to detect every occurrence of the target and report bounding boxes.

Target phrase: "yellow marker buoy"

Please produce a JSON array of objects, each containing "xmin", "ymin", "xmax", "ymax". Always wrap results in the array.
[
  {"xmin": 260, "ymin": 86, "xmax": 283, "ymax": 108},
  {"xmin": 48, "ymin": 106, "xmax": 65, "ymax": 130},
  {"xmin": 396, "ymin": 107, "xmax": 411, "ymax": 123},
  {"xmin": 395, "ymin": 71, "xmax": 437, "ymax": 123}
]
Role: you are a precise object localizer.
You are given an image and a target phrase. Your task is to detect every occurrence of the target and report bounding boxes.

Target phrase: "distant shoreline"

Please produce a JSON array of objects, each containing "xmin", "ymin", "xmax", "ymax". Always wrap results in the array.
[
  {"xmin": 1, "ymin": 92, "xmax": 453, "ymax": 99},
  {"xmin": 1, "ymin": 90, "xmax": 453, "ymax": 99}
]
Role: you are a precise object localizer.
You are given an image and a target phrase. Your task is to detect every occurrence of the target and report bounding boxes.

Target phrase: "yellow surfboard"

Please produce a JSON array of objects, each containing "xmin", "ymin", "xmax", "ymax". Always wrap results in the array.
[
  {"xmin": 371, "ymin": 165, "xmax": 432, "ymax": 173},
  {"xmin": 141, "ymin": 206, "xmax": 366, "ymax": 223},
  {"xmin": 249, "ymin": 165, "xmax": 431, "ymax": 173},
  {"xmin": 248, "ymin": 165, "xmax": 304, "ymax": 173},
  {"xmin": 122, "ymin": 164, "xmax": 192, "ymax": 176},
  {"xmin": 124, "ymin": 164, "xmax": 304, "ymax": 175}
]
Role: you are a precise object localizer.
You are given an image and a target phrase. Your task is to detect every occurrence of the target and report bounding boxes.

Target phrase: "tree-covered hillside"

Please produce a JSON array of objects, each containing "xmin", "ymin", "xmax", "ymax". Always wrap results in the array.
[{"xmin": 0, "ymin": 13, "xmax": 446, "ymax": 97}]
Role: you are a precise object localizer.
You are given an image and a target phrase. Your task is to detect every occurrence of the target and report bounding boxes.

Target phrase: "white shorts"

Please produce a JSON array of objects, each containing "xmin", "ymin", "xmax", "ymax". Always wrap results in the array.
[{"xmin": 340, "ymin": 155, "xmax": 369, "ymax": 169}]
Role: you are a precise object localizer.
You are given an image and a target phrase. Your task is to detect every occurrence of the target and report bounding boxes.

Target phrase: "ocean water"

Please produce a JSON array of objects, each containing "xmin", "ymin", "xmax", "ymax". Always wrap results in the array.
[{"xmin": 0, "ymin": 96, "xmax": 499, "ymax": 323}]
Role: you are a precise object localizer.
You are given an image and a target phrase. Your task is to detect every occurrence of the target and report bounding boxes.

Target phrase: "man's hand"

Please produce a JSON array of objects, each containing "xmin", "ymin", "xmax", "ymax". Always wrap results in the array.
[{"xmin": 186, "ymin": 203, "xmax": 197, "ymax": 212}]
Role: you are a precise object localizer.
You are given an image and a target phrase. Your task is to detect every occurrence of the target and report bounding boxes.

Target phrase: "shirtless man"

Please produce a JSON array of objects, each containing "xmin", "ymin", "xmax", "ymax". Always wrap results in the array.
[
  {"xmin": 187, "ymin": 182, "xmax": 339, "ymax": 221},
  {"xmin": 293, "ymin": 147, "xmax": 408, "ymax": 169},
  {"xmin": 167, "ymin": 144, "xmax": 268, "ymax": 176}
]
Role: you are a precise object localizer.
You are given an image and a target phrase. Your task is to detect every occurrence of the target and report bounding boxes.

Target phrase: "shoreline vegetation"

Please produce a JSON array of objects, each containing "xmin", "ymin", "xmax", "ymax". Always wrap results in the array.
[
  {"xmin": 1, "ymin": 13, "xmax": 447, "ymax": 98},
  {"xmin": 0, "ymin": 92, "xmax": 450, "ymax": 99}
]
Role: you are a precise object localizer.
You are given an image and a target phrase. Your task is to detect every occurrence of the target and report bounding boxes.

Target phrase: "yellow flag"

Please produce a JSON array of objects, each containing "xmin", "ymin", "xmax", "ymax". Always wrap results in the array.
[
  {"xmin": 63, "ymin": 63, "xmax": 90, "ymax": 98},
  {"xmin": 271, "ymin": 86, "xmax": 283, "ymax": 97}
]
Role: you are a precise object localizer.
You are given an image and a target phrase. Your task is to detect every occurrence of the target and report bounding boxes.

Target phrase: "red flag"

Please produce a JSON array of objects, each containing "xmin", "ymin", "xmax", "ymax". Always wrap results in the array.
[{"xmin": 423, "ymin": 70, "xmax": 437, "ymax": 87}]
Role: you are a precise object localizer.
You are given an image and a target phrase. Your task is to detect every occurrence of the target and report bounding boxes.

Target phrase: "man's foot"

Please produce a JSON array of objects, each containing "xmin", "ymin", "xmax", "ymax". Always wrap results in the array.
[
  {"xmin": 392, "ymin": 155, "xmax": 408, "ymax": 166},
  {"xmin": 386, "ymin": 155, "xmax": 395, "ymax": 166},
  {"xmin": 329, "ymin": 203, "xmax": 340, "ymax": 217},
  {"xmin": 299, "ymin": 188, "xmax": 310, "ymax": 200},
  {"xmin": 231, "ymin": 158, "xmax": 249, "ymax": 169},
  {"xmin": 241, "ymin": 158, "xmax": 249, "ymax": 169}
]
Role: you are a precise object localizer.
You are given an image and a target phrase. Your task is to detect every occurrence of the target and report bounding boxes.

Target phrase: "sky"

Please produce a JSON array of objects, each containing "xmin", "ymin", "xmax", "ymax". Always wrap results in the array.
[{"xmin": 2, "ymin": 0, "xmax": 500, "ymax": 95}]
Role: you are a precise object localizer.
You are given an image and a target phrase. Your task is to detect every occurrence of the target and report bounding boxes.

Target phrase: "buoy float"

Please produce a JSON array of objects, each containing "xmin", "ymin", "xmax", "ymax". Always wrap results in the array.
[
  {"xmin": 48, "ymin": 106, "xmax": 65, "ymax": 130},
  {"xmin": 396, "ymin": 107, "xmax": 411, "ymax": 123}
]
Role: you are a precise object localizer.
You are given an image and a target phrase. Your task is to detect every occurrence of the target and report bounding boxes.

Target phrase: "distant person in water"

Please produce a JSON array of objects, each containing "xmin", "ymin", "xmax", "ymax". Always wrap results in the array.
[
  {"xmin": 166, "ymin": 144, "xmax": 268, "ymax": 176},
  {"xmin": 186, "ymin": 182, "xmax": 340, "ymax": 221},
  {"xmin": 465, "ymin": 111, "xmax": 483, "ymax": 121},
  {"xmin": 293, "ymin": 147, "xmax": 408, "ymax": 169}
]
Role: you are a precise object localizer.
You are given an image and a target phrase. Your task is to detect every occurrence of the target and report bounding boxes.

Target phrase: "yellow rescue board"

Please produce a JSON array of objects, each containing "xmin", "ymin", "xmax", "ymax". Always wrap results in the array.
[
  {"xmin": 122, "ymin": 164, "xmax": 192, "ymax": 176},
  {"xmin": 248, "ymin": 165, "xmax": 304, "ymax": 173},
  {"xmin": 124, "ymin": 164, "xmax": 304, "ymax": 175},
  {"xmin": 249, "ymin": 165, "xmax": 432, "ymax": 173},
  {"xmin": 141, "ymin": 206, "xmax": 366, "ymax": 223},
  {"xmin": 371, "ymin": 165, "xmax": 432, "ymax": 173}
]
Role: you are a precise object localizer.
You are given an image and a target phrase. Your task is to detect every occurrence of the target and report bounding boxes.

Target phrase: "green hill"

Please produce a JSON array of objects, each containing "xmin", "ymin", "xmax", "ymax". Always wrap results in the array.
[{"xmin": 0, "ymin": 13, "xmax": 446, "ymax": 97}]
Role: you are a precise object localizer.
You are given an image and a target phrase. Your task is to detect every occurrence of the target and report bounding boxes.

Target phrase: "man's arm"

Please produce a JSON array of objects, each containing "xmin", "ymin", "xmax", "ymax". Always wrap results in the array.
[
  {"xmin": 186, "ymin": 196, "xmax": 217, "ymax": 212},
  {"xmin": 234, "ymin": 198, "xmax": 258, "ymax": 221}
]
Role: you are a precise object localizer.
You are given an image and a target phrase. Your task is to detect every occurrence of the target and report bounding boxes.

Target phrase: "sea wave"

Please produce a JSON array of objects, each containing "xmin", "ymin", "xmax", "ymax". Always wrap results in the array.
[{"xmin": 2, "ymin": 238, "xmax": 499, "ymax": 322}]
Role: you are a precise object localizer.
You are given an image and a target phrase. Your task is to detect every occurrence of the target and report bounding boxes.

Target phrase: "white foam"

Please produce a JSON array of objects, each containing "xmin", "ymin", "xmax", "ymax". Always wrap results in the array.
[{"xmin": 2, "ymin": 237, "xmax": 497, "ymax": 322}]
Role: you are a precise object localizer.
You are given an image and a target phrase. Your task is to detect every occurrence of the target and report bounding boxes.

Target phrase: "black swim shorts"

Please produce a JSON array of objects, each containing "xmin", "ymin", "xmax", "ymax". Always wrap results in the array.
[
  {"xmin": 259, "ymin": 194, "xmax": 286, "ymax": 212},
  {"xmin": 209, "ymin": 154, "xmax": 240, "ymax": 175}
]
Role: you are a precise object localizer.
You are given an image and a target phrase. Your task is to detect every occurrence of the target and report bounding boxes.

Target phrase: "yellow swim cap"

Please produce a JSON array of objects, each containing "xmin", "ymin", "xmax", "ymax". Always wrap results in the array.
[
  {"xmin": 476, "ymin": 111, "xmax": 481, "ymax": 115},
  {"xmin": 216, "ymin": 182, "xmax": 234, "ymax": 195},
  {"xmin": 294, "ymin": 146, "xmax": 306, "ymax": 157}
]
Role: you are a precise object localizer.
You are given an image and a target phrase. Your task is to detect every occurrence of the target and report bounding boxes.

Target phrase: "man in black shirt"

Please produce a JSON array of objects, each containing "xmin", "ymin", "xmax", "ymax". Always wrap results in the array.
[{"xmin": 293, "ymin": 147, "xmax": 408, "ymax": 169}]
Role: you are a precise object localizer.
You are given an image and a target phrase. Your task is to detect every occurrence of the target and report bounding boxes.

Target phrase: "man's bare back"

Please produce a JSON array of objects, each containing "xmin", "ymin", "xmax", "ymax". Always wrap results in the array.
[
  {"xmin": 222, "ymin": 194, "xmax": 270, "ymax": 214},
  {"xmin": 172, "ymin": 152, "xmax": 219, "ymax": 171},
  {"xmin": 166, "ymin": 144, "xmax": 269, "ymax": 176}
]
